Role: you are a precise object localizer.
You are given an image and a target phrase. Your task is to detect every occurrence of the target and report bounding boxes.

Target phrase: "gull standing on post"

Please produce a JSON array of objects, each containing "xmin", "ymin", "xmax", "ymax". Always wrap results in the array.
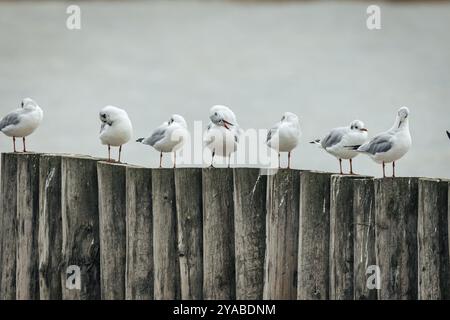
[
  {"xmin": 310, "ymin": 120, "xmax": 368, "ymax": 174},
  {"xmin": 99, "ymin": 105, "xmax": 133, "ymax": 162},
  {"xmin": 204, "ymin": 105, "xmax": 241, "ymax": 167},
  {"xmin": 136, "ymin": 114, "xmax": 189, "ymax": 168},
  {"xmin": 0, "ymin": 98, "xmax": 43, "ymax": 152},
  {"xmin": 266, "ymin": 112, "xmax": 301, "ymax": 168},
  {"xmin": 349, "ymin": 107, "xmax": 411, "ymax": 177}
]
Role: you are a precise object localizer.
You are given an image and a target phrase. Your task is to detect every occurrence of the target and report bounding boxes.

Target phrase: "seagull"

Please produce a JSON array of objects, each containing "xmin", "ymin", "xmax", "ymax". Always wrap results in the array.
[
  {"xmin": 310, "ymin": 120, "xmax": 368, "ymax": 174},
  {"xmin": 349, "ymin": 107, "xmax": 411, "ymax": 178},
  {"xmin": 266, "ymin": 112, "xmax": 301, "ymax": 168},
  {"xmin": 137, "ymin": 114, "xmax": 188, "ymax": 168},
  {"xmin": 203, "ymin": 105, "xmax": 241, "ymax": 167},
  {"xmin": 0, "ymin": 98, "xmax": 43, "ymax": 152},
  {"xmin": 99, "ymin": 105, "xmax": 133, "ymax": 162}
]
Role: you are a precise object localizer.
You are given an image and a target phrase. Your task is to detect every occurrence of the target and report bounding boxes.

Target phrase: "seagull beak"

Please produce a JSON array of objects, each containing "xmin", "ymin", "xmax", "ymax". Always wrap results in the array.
[
  {"xmin": 360, "ymin": 128, "xmax": 368, "ymax": 132},
  {"xmin": 223, "ymin": 120, "xmax": 234, "ymax": 130}
]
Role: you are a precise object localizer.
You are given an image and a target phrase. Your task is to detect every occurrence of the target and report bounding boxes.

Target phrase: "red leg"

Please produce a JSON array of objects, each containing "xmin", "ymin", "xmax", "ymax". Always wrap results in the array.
[
  {"xmin": 392, "ymin": 161, "xmax": 395, "ymax": 178},
  {"xmin": 288, "ymin": 152, "xmax": 291, "ymax": 169},
  {"xmin": 23, "ymin": 137, "xmax": 27, "ymax": 152},
  {"xmin": 13, "ymin": 137, "xmax": 16, "ymax": 152},
  {"xmin": 349, "ymin": 159, "xmax": 354, "ymax": 175},
  {"xmin": 108, "ymin": 145, "xmax": 111, "ymax": 162},
  {"xmin": 228, "ymin": 154, "xmax": 231, "ymax": 168},
  {"xmin": 173, "ymin": 152, "xmax": 176, "ymax": 168},
  {"xmin": 210, "ymin": 150, "xmax": 215, "ymax": 168},
  {"xmin": 118, "ymin": 145, "xmax": 122, "ymax": 163},
  {"xmin": 339, "ymin": 159, "xmax": 343, "ymax": 175},
  {"xmin": 278, "ymin": 153, "xmax": 280, "ymax": 168},
  {"xmin": 159, "ymin": 152, "xmax": 163, "ymax": 168},
  {"xmin": 382, "ymin": 161, "xmax": 386, "ymax": 178}
]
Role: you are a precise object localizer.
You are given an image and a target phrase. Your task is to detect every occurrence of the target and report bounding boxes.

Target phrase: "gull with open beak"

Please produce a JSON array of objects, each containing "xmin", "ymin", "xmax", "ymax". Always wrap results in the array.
[
  {"xmin": 204, "ymin": 105, "xmax": 241, "ymax": 167},
  {"xmin": 310, "ymin": 120, "xmax": 368, "ymax": 174}
]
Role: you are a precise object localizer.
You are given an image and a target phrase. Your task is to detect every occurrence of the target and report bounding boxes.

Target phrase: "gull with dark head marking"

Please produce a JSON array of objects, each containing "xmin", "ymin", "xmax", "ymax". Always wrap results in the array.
[
  {"xmin": 137, "ymin": 114, "xmax": 188, "ymax": 168},
  {"xmin": 204, "ymin": 105, "xmax": 241, "ymax": 167},
  {"xmin": 99, "ymin": 105, "xmax": 133, "ymax": 162},
  {"xmin": 0, "ymin": 98, "xmax": 43, "ymax": 152},
  {"xmin": 349, "ymin": 107, "xmax": 411, "ymax": 177},
  {"xmin": 310, "ymin": 120, "xmax": 368, "ymax": 174},
  {"xmin": 266, "ymin": 112, "xmax": 301, "ymax": 168}
]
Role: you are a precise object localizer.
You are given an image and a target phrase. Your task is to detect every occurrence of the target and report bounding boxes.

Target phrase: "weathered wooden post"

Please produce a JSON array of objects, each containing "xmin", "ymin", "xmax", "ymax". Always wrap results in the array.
[
  {"xmin": 175, "ymin": 168, "xmax": 203, "ymax": 300},
  {"xmin": 98, "ymin": 161, "xmax": 127, "ymax": 300},
  {"xmin": 264, "ymin": 169, "xmax": 300, "ymax": 300},
  {"xmin": 233, "ymin": 168, "xmax": 266, "ymax": 300},
  {"xmin": 16, "ymin": 153, "xmax": 40, "ymax": 300},
  {"xmin": 330, "ymin": 175, "xmax": 372, "ymax": 300},
  {"xmin": 0, "ymin": 153, "xmax": 19, "ymax": 300},
  {"xmin": 152, "ymin": 169, "xmax": 180, "ymax": 299},
  {"xmin": 374, "ymin": 177, "xmax": 418, "ymax": 300},
  {"xmin": 125, "ymin": 165, "xmax": 153, "ymax": 300},
  {"xmin": 353, "ymin": 177, "xmax": 376, "ymax": 300},
  {"xmin": 418, "ymin": 178, "xmax": 449, "ymax": 300},
  {"xmin": 297, "ymin": 171, "xmax": 332, "ymax": 300},
  {"xmin": 203, "ymin": 168, "xmax": 235, "ymax": 300},
  {"xmin": 38, "ymin": 154, "xmax": 62, "ymax": 300},
  {"xmin": 61, "ymin": 155, "xmax": 101, "ymax": 300}
]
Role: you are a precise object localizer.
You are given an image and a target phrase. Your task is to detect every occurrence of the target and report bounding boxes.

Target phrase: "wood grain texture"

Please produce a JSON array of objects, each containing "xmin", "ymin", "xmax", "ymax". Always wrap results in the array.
[
  {"xmin": 233, "ymin": 168, "xmax": 266, "ymax": 300},
  {"xmin": 152, "ymin": 169, "xmax": 180, "ymax": 299},
  {"xmin": 16, "ymin": 153, "xmax": 40, "ymax": 300},
  {"xmin": 0, "ymin": 153, "xmax": 18, "ymax": 300},
  {"xmin": 353, "ymin": 177, "xmax": 377, "ymax": 300},
  {"xmin": 417, "ymin": 178, "xmax": 449, "ymax": 300},
  {"xmin": 175, "ymin": 168, "xmax": 203, "ymax": 300},
  {"xmin": 98, "ymin": 161, "xmax": 127, "ymax": 300},
  {"xmin": 61, "ymin": 155, "xmax": 101, "ymax": 300},
  {"xmin": 264, "ymin": 169, "xmax": 300, "ymax": 300},
  {"xmin": 125, "ymin": 166, "xmax": 153, "ymax": 300},
  {"xmin": 38, "ymin": 154, "xmax": 62, "ymax": 300},
  {"xmin": 202, "ymin": 168, "xmax": 235, "ymax": 300},
  {"xmin": 374, "ymin": 177, "xmax": 418, "ymax": 300},
  {"xmin": 297, "ymin": 171, "xmax": 332, "ymax": 300}
]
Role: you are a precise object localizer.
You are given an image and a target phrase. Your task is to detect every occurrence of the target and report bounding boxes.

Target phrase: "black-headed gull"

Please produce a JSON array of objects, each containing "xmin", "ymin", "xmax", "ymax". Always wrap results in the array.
[
  {"xmin": 99, "ymin": 105, "xmax": 133, "ymax": 162},
  {"xmin": 204, "ymin": 105, "xmax": 241, "ymax": 168},
  {"xmin": 0, "ymin": 98, "xmax": 43, "ymax": 152},
  {"xmin": 350, "ymin": 107, "xmax": 411, "ymax": 177},
  {"xmin": 266, "ymin": 112, "xmax": 301, "ymax": 168},
  {"xmin": 310, "ymin": 120, "xmax": 368, "ymax": 174},
  {"xmin": 137, "ymin": 114, "xmax": 188, "ymax": 168}
]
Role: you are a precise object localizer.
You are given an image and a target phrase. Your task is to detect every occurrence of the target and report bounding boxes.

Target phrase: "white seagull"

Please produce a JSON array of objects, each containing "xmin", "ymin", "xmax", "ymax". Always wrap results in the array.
[
  {"xmin": 203, "ymin": 105, "xmax": 241, "ymax": 167},
  {"xmin": 137, "ymin": 114, "xmax": 188, "ymax": 168},
  {"xmin": 0, "ymin": 98, "xmax": 43, "ymax": 152},
  {"xmin": 266, "ymin": 112, "xmax": 301, "ymax": 168},
  {"xmin": 310, "ymin": 120, "xmax": 368, "ymax": 174},
  {"xmin": 99, "ymin": 105, "xmax": 133, "ymax": 162},
  {"xmin": 351, "ymin": 107, "xmax": 411, "ymax": 177}
]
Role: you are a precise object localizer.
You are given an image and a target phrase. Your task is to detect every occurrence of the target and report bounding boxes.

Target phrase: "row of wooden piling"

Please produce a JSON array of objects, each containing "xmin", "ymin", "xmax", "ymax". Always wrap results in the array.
[{"xmin": 0, "ymin": 152, "xmax": 449, "ymax": 300}]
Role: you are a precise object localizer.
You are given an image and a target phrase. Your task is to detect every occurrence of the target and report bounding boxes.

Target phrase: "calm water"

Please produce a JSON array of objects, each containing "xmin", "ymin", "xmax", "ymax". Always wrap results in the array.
[{"xmin": 0, "ymin": 1, "xmax": 449, "ymax": 178}]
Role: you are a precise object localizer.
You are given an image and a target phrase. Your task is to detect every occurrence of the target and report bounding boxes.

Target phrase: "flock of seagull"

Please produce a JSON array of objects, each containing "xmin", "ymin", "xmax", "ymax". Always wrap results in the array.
[{"xmin": 0, "ymin": 97, "xmax": 440, "ymax": 178}]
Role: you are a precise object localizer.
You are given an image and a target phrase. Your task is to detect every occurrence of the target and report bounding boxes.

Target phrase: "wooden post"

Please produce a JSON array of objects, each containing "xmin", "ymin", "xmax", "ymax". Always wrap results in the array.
[
  {"xmin": 233, "ymin": 168, "xmax": 266, "ymax": 300},
  {"xmin": 152, "ymin": 169, "xmax": 180, "ymax": 299},
  {"xmin": 330, "ymin": 175, "xmax": 370, "ymax": 300},
  {"xmin": 125, "ymin": 165, "xmax": 153, "ymax": 300},
  {"xmin": 374, "ymin": 177, "xmax": 418, "ymax": 300},
  {"xmin": 38, "ymin": 154, "xmax": 62, "ymax": 300},
  {"xmin": 418, "ymin": 178, "xmax": 450, "ymax": 299},
  {"xmin": 16, "ymin": 153, "xmax": 40, "ymax": 300},
  {"xmin": 61, "ymin": 155, "xmax": 101, "ymax": 300},
  {"xmin": 264, "ymin": 169, "xmax": 300, "ymax": 300},
  {"xmin": 0, "ymin": 153, "xmax": 19, "ymax": 300},
  {"xmin": 353, "ymin": 177, "xmax": 377, "ymax": 300},
  {"xmin": 98, "ymin": 161, "xmax": 127, "ymax": 300},
  {"xmin": 202, "ymin": 168, "xmax": 235, "ymax": 300},
  {"xmin": 297, "ymin": 171, "xmax": 332, "ymax": 300},
  {"xmin": 175, "ymin": 168, "xmax": 203, "ymax": 300}
]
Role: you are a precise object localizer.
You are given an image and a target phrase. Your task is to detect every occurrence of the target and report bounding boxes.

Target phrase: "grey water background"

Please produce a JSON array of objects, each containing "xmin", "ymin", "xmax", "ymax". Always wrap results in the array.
[{"xmin": 0, "ymin": 0, "xmax": 449, "ymax": 178}]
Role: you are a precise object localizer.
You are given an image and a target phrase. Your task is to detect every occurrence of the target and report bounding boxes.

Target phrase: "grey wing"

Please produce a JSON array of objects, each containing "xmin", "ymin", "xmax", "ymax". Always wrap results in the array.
[
  {"xmin": 321, "ymin": 129, "xmax": 345, "ymax": 149},
  {"xmin": 358, "ymin": 134, "xmax": 392, "ymax": 155},
  {"xmin": 0, "ymin": 111, "xmax": 21, "ymax": 131},
  {"xmin": 144, "ymin": 127, "xmax": 167, "ymax": 146},
  {"xmin": 266, "ymin": 122, "xmax": 280, "ymax": 143}
]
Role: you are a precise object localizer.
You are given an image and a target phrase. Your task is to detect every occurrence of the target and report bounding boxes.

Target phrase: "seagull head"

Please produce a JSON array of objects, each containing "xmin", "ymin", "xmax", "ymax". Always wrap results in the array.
[
  {"xmin": 396, "ymin": 107, "xmax": 410, "ymax": 128},
  {"xmin": 281, "ymin": 112, "xmax": 299, "ymax": 124},
  {"xmin": 349, "ymin": 120, "xmax": 368, "ymax": 132},
  {"xmin": 169, "ymin": 114, "xmax": 187, "ymax": 128},
  {"xmin": 21, "ymin": 98, "xmax": 38, "ymax": 110},
  {"xmin": 209, "ymin": 105, "xmax": 236, "ymax": 129},
  {"xmin": 99, "ymin": 105, "xmax": 128, "ymax": 125}
]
